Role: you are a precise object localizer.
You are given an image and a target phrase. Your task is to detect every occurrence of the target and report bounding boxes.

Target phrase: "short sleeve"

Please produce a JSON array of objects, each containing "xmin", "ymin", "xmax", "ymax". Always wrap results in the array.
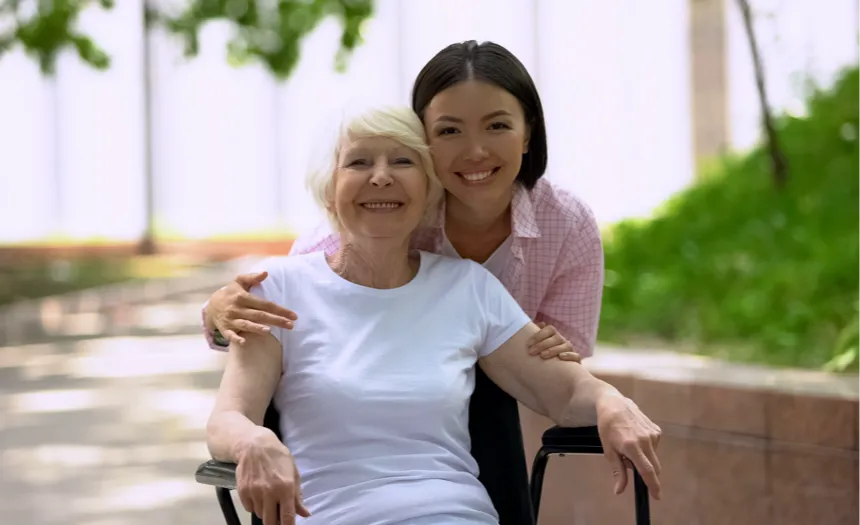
[
  {"xmin": 534, "ymin": 204, "xmax": 603, "ymax": 358},
  {"xmin": 473, "ymin": 264, "xmax": 532, "ymax": 357}
]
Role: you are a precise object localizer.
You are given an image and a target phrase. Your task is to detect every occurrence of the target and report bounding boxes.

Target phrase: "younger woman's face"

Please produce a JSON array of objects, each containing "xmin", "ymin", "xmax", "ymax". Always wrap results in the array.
[{"xmin": 423, "ymin": 80, "xmax": 530, "ymax": 211}]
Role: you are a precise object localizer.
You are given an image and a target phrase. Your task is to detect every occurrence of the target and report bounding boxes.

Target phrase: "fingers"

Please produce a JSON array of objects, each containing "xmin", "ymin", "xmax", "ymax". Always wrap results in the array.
[
  {"xmin": 626, "ymin": 447, "xmax": 661, "ymax": 500},
  {"xmin": 604, "ymin": 448, "xmax": 628, "ymax": 495},
  {"xmin": 293, "ymin": 462, "xmax": 311, "ymax": 518},
  {"xmin": 241, "ymin": 293, "xmax": 298, "ymax": 321},
  {"xmin": 262, "ymin": 498, "xmax": 279, "ymax": 525},
  {"xmin": 237, "ymin": 484, "xmax": 254, "ymax": 514},
  {"xmin": 642, "ymin": 436, "xmax": 662, "ymax": 478},
  {"xmin": 232, "ymin": 318, "xmax": 273, "ymax": 335},
  {"xmin": 529, "ymin": 333, "xmax": 565, "ymax": 355},
  {"xmin": 240, "ymin": 307, "xmax": 297, "ymax": 330},
  {"xmin": 526, "ymin": 324, "xmax": 555, "ymax": 348},
  {"xmin": 223, "ymin": 329, "xmax": 246, "ymax": 346},
  {"xmin": 557, "ymin": 351, "xmax": 582, "ymax": 363},
  {"xmin": 279, "ymin": 494, "xmax": 297, "ymax": 525},
  {"xmin": 235, "ymin": 271, "xmax": 269, "ymax": 290},
  {"xmin": 220, "ymin": 299, "xmax": 297, "ymax": 337},
  {"xmin": 296, "ymin": 497, "xmax": 312, "ymax": 519}
]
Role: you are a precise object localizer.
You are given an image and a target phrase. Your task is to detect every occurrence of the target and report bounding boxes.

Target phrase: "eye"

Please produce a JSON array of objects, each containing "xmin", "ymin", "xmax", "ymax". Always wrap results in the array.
[
  {"xmin": 346, "ymin": 158, "xmax": 369, "ymax": 167},
  {"xmin": 437, "ymin": 127, "xmax": 459, "ymax": 136},
  {"xmin": 393, "ymin": 157, "xmax": 415, "ymax": 166},
  {"xmin": 488, "ymin": 122, "xmax": 512, "ymax": 131}
]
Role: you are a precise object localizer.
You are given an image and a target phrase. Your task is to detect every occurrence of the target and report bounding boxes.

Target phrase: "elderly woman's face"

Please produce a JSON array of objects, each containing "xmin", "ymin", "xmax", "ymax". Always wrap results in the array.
[{"xmin": 331, "ymin": 135, "xmax": 429, "ymax": 241}]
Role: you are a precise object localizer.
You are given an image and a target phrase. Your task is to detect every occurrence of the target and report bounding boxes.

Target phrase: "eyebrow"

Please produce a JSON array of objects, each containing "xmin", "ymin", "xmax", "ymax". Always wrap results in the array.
[
  {"xmin": 435, "ymin": 109, "xmax": 513, "ymax": 124},
  {"xmin": 342, "ymin": 147, "xmax": 415, "ymax": 158}
]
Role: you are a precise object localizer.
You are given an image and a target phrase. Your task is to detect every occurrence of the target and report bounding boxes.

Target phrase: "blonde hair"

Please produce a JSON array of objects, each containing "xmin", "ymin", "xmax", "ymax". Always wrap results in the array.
[{"xmin": 305, "ymin": 105, "xmax": 443, "ymax": 230}]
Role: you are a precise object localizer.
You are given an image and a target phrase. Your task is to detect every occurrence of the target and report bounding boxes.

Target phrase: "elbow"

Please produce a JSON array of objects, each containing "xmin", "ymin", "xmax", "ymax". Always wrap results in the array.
[
  {"xmin": 205, "ymin": 412, "xmax": 223, "ymax": 460},
  {"xmin": 205, "ymin": 410, "xmax": 234, "ymax": 462},
  {"xmin": 206, "ymin": 409, "xmax": 276, "ymax": 463}
]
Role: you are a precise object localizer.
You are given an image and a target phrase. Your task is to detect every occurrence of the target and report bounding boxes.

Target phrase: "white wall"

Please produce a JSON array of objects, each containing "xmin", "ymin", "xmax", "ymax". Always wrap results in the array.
[
  {"xmin": 0, "ymin": 0, "xmax": 855, "ymax": 244},
  {"xmin": 726, "ymin": 0, "xmax": 859, "ymax": 150}
]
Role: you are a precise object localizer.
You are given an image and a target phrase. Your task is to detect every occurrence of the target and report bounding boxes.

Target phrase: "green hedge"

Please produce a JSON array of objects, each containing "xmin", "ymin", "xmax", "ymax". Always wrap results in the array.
[{"xmin": 599, "ymin": 67, "xmax": 859, "ymax": 371}]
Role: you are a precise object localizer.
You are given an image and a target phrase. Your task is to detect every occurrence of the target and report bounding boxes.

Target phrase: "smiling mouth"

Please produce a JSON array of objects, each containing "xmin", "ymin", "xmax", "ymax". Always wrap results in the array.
[
  {"xmin": 457, "ymin": 168, "xmax": 500, "ymax": 183},
  {"xmin": 360, "ymin": 201, "xmax": 404, "ymax": 211}
]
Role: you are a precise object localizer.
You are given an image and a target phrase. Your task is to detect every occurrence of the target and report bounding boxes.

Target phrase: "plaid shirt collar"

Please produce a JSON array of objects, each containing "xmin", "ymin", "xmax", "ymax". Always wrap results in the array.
[{"xmin": 428, "ymin": 183, "xmax": 542, "ymax": 241}]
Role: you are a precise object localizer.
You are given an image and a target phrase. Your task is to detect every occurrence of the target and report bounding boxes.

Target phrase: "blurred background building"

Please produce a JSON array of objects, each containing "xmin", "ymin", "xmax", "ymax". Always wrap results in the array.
[{"xmin": 0, "ymin": 0, "xmax": 856, "ymax": 245}]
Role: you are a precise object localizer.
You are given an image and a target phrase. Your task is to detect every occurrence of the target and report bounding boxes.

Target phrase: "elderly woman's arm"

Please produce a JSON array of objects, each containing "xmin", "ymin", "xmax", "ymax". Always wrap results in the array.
[
  {"xmin": 207, "ymin": 332, "xmax": 310, "ymax": 525},
  {"xmin": 478, "ymin": 323, "xmax": 663, "ymax": 500},
  {"xmin": 207, "ymin": 332, "xmax": 282, "ymax": 460}
]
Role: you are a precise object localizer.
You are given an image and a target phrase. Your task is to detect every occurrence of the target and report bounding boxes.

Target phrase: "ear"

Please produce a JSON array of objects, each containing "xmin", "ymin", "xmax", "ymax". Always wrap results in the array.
[
  {"xmin": 324, "ymin": 179, "xmax": 338, "ymax": 221},
  {"xmin": 522, "ymin": 124, "xmax": 531, "ymax": 154}
]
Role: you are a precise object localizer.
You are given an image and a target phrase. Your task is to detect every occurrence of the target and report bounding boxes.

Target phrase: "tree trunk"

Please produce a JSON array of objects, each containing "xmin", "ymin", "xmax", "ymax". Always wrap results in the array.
[
  {"xmin": 138, "ymin": 0, "xmax": 156, "ymax": 255},
  {"xmin": 736, "ymin": 0, "xmax": 788, "ymax": 188}
]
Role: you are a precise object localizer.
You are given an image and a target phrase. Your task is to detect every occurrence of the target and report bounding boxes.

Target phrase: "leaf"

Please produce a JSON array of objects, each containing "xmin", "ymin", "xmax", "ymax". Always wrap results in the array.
[
  {"xmin": 70, "ymin": 34, "xmax": 110, "ymax": 69},
  {"xmin": 2, "ymin": 0, "xmax": 375, "ymax": 80},
  {"xmin": 822, "ymin": 346, "xmax": 859, "ymax": 372}
]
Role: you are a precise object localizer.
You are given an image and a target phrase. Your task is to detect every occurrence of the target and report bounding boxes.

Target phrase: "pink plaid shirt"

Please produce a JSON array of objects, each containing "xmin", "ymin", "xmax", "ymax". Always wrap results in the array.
[{"xmin": 282, "ymin": 178, "xmax": 604, "ymax": 357}]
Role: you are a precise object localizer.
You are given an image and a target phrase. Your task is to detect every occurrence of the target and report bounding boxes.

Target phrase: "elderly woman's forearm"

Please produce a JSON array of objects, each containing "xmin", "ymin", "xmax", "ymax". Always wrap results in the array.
[
  {"xmin": 207, "ymin": 410, "xmax": 279, "ymax": 462},
  {"xmin": 554, "ymin": 374, "xmax": 622, "ymax": 428},
  {"xmin": 207, "ymin": 335, "xmax": 284, "ymax": 462},
  {"xmin": 525, "ymin": 356, "xmax": 622, "ymax": 427}
]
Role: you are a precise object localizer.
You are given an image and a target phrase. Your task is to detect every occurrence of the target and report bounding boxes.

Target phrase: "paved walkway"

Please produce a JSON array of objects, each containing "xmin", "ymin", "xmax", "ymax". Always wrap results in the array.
[{"xmin": 0, "ymin": 292, "xmax": 252, "ymax": 525}]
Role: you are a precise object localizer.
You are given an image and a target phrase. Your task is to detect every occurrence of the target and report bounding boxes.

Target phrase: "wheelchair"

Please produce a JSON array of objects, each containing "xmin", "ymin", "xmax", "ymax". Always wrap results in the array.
[{"xmin": 196, "ymin": 368, "xmax": 651, "ymax": 524}]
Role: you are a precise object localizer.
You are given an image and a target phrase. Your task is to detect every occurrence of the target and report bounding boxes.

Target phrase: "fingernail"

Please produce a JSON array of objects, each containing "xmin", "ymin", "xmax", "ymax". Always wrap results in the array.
[
  {"xmin": 285, "ymin": 321, "xmax": 294, "ymax": 329},
  {"xmin": 262, "ymin": 326, "xmax": 271, "ymax": 333}
]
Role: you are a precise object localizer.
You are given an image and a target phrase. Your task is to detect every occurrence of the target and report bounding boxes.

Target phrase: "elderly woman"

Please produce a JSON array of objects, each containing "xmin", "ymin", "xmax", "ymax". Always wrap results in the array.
[{"xmin": 206, "ymin": 105, "xmax": 662, "ymax": 525}]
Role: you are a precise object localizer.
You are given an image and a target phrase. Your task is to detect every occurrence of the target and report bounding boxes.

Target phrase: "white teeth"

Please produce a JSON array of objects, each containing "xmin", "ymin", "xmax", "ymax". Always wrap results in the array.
[
  {"xmin": 361, "ymin": 202, "xmax": 402, "ymax": 209},
  {"xmin": 461, "ymin": 169, "xmax": 494, "ymax": 182}
]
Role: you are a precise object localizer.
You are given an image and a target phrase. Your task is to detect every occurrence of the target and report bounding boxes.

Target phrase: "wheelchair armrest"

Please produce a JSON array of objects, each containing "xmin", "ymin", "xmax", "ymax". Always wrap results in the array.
[
  {"xmin": 195, "ymin": 460, "xmax": 238, "ymax": 489},
  {"xmin": 540, "ymin": 425, "xmax": 603, "ymax": 453}
]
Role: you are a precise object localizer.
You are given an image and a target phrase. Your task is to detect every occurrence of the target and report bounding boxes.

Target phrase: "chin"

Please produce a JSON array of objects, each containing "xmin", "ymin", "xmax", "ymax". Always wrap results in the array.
[{"xmin": 346, "ymin": 225, "xmax": 415, "ymax": 241}]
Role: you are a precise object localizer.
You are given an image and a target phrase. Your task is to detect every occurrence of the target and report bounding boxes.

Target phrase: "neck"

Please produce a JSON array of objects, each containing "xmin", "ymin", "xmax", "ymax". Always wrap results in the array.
[
  {"xmin": 329, "ymin": 237, "xmax": 417, "ymax": 289},
  {"xmin": 445, "ymin": 188, "xmax": 513, "ymax": 236}
]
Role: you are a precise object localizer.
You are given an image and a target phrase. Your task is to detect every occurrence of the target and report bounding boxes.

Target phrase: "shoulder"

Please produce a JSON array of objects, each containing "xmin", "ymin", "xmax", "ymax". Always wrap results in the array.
[
  {"xmin": 249, "ymin": 253, "xmax": 325, "ymax": 305},
  {"xmin": 289, "ymin": 221, "xmax": 340, "ymax": 256},
  {"xmin": 253, "ymin": 253, "xmax": 323, "ymax": 286},
  {"xmin": 529, "ymin": 179, "xmax": 600, "ymax": 237},
  {"xmin": 528, "ymin": 179, "xmax": 602, "ymax": 261}
]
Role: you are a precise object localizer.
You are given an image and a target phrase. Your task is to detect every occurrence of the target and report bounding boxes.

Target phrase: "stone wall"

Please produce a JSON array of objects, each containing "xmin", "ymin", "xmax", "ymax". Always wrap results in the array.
[{"xmin": 522, "ymin": 346, "xmax": 859, "ymax": 525}]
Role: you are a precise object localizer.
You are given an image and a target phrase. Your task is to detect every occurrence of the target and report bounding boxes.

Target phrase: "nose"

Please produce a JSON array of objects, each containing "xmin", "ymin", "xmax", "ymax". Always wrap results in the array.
[
  {"xmin": 369, "ymin": 161, "xmax": 394, "ymax": 187},
  {"xmin": 463, "ymin": 136, "xmax": 489, "ymax": 162}
]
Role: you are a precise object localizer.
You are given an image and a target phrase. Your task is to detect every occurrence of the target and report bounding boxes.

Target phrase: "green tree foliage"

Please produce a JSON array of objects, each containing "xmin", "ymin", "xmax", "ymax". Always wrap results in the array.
[
  {"xmin": 600, "ymin": 67, "xmax": 859, "ymax": 371},
  {"xmin": 0, "ymin": 0, "xmax": 374, "ymax": 79}
]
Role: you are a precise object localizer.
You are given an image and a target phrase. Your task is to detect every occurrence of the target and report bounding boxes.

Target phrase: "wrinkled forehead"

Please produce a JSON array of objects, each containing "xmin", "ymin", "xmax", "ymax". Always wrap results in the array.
[{"xmin": 338, "ymin": 134, "xmax": 419, "ymax": 158}]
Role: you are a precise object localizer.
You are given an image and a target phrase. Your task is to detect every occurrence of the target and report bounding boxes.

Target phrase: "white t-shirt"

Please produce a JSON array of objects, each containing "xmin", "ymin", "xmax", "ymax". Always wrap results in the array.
[
  {"xmin": 252, "ymin": 250, "xmax": 531, "ymax": 525},
  {"xmin": 439, "ymin": 231, "xmax": 513, "ymax": 280}
]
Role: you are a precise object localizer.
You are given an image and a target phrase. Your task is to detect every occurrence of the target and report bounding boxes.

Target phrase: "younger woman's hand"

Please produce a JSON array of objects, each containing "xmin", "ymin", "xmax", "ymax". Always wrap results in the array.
[
  {"xmin": 206, "ymin": 271, "xmax": 298, "ymax": 345},
  {"xmin": 526, "ymin": 322, "xmax": 581, "ymax": 363}
]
